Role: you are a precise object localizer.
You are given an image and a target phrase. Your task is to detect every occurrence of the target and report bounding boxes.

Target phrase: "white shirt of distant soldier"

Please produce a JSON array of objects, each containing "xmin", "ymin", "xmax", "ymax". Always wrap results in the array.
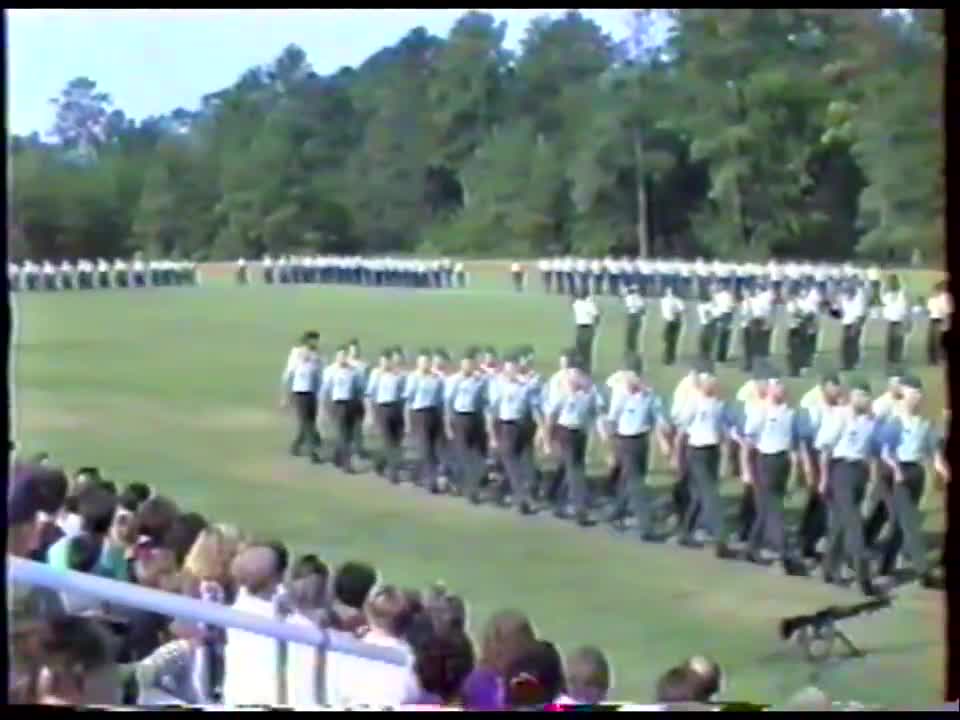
[{"xmin": 573, "ymin": 295, "xmax": 599, "ymax": 326}]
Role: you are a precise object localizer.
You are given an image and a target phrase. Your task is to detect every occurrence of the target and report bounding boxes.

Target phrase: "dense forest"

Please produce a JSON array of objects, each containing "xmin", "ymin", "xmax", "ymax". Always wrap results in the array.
[{"xmin": 9, "ymin": 9, "xmax": 943, "ymax": 264}]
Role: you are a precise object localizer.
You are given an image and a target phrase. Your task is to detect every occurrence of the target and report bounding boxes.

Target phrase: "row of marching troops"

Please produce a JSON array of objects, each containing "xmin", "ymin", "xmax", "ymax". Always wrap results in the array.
[
  {"xmin": 9, "ymin": 259, "xmax": 200, "ymax": 291},
  {"xmin": 235, "ymin": 256, "xmax": 469, "ymax": 290},
  {"xmin": 515, "ymin": 257, "xmax": 892, "ymax": 304},
  {"xmin": 282, "ymin": 335, "xmax": 948, "ymax": 597}
]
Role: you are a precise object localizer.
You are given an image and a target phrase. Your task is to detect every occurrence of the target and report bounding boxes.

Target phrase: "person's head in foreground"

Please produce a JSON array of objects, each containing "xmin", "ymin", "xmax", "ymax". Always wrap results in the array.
[
  {"xmin": 655, "ymin": 661, "xmax": 717, "ymax": 704},
  {"xmin": 182, "ymin": 525, "xmax": 240, "ymax": 594},
  {"xmin": 562, "ymin": 645, "xmax": 611, "ymax": 705},
  {"xmin": 363, "ymin": 584, "xmax": 409, "ymax": 640},
  {"xmin": 413, "ymin": 628, "xmax": 476, "ymax": 706},
  {"xmin": 504, "ymin": 640, "xmax": 566, "ymax": 708},
  {"xmin": 230, "ymin": 545, "xmax": 283, "ymax": 600},
  {"xmin": 136, "ymin": 496, "xmax": 180, "ymax": 547},
  {"xmin": 33, "ymin": 616, "xmax": 124, "ymax": 706}
]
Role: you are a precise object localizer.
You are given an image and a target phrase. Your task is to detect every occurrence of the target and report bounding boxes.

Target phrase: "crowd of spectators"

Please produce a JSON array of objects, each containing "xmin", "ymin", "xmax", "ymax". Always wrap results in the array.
[{"xmin": 10, "ymin": 457, "xmax": 830, "ymax": 709}]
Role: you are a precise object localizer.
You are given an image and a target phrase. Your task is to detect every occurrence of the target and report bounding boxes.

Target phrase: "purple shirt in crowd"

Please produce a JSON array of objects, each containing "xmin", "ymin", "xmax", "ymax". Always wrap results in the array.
[{"xmin": 460, "ymin": 667, "xmax": 505, "ymax": 710}]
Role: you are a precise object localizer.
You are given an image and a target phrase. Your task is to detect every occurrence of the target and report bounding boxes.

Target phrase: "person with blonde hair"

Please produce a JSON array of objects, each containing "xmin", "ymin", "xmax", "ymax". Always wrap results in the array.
[{"xmin": 461, "ymin": 609, "xmax": 537, "ymax": 710}]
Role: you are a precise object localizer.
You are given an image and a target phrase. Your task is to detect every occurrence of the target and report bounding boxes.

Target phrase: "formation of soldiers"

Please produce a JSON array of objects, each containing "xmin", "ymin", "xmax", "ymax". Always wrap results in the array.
[
  {"xmin": 9, "ymin": 258, "xmax": 200, "ymax": 292},
  {"xmin": 283, "ymin": 336, "xmax": 948, "ymax": 598},
  {"xmin": 237, "ymin": 256, "xmax": 468, "ymax": 290}
]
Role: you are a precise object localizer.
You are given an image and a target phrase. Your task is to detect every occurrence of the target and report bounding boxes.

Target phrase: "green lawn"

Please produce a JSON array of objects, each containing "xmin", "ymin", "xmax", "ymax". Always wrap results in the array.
[{"xmin": 12, "ymin": 268, "xmax": 947, "ymax": 707}]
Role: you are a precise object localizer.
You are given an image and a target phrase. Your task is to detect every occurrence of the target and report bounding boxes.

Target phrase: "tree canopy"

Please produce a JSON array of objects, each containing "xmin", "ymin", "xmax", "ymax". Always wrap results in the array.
[{"xmin": 10, "ymin": 9, "xmax": 943, "ymax": 264}]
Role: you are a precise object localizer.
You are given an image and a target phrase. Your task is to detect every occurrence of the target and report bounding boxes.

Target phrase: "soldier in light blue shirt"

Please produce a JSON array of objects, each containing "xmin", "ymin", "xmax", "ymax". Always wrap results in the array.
[
  {"xmin": 738, "ymin": 372, "xmax": 808, "ymax": 575},
  {"xmin": 281, "ymin": 331, "xmax": 322, "ymax": 463},
  {"xmin": 543, "ymin": 356, "xmax": 605, "ymax": 526},
  {"xmin": 877, "ymin": 376, "xmax": 938, "ymax": 586},
  {"xmin": 816, "ymin": 379, "xmax": 882, "ymax": 595},
  {"xmin": 516, "ymin": 346, "xmax": 545, "ymax": 499},
  {"xmin": 488, "ymin": 351, "xmax": 538, "ymax": 515},
  {"xmin": 365, "ymin": 347, "xmax": 407, "ymax": 484},
  {"xmin": 404, "ymin": 350, "xmax": 446, "ymax": 493},
  {"xmin": 347, "ymin": 339, "xmax": 372, "ymax": 460},
  {"xmin": 672, "ymin": 366, "xmax": 737, "ymax": 559},
  {"xmin": 320, "ymin": 346, "xmax": 365, "ymax": 473},
  {"xmin": 445, "ymin": 348, "xmax": 488, "ymax": 500},
  {"xmin": 432, "ymin": 348, "xmax": 459, "ymax": 490},
  {"xmin": 603, "ymin": 356, "xmax": 668, "ymax": 539}
]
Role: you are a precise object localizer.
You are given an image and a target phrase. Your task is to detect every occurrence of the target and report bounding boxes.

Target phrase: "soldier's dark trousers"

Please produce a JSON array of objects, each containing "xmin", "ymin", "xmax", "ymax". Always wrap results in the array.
[
  {"xmin": 543, "ymin": 271, "xmax": 551, "ymax": 293},
  {"xmin": 513, "ymin": 271, "xmax": 523, "ymax": 292},
  {"xmin": 264, "ymin": 268, "xmax": 274, "ymax": 285},
  {"xmin": 748, "ymin": 452, "xmax": 793, "ymax": 558},
  {"xmin": 498, "ymin": 420, "xmax": 534, "ymax": 512},
  {"xmin": 237, "ymin": 268, "xmax": 248, "ymax": 285},
  {"xmin": 349, "ymin": 399, "xmax": 367, "ymax": 457},
  {"xmin": 715, "ymin": 315, "xmax": 733, "ymax": 362},
  {"xmin": 841, "ymin": 322, "xmax": 863, "ymax": 371},
  {"xmin": 574, "ymin": 324, "xmax": 595, "ymax": 372},
  {"xmin": 672, "ymin": 444, "xmax": 697, "ymax": 533},
  {"xmin": 375, "ymin": 402, "xmax": 404, "ymax": 482},
  {"xmin": 554, "ymin": 426, "xmax": 589, "ymax": 520},
  {"xmin": 741, "ymin": 323, "xmax": 755, "ymax": 372},
  {"xmin": 625, "ymin": 314, "xmax": 641, "ymax": 355},
  {"xmin": 683, "ymin": 445, "xmax": 727, "ymax": 547},
  {"xmin": 291, "ymin": 392, "xmax": 321, "ymax": 459},
  {"xmin": 864, "ymin": 467, "xmax": 894, "ymax": 549},
  {"xmin": 330, "ymin": 400, "xmax": 357, "ymax": 471},
  {"xmin": 823, "ymin": 460, "xmax": 872, "ymax": 586},
  {"xmin": 453, "ymin": 412, "xmax": 487, "ymax": 499},
  {"xmin": 735, "ymin": 447, "xmax": 757, "ymax": 543},
  {"xmin": 663, "ymin": 320, "xmax": 681, "ymax": 366},
  {"xmin": 927, "ymin": 318, "xmax": 944, "ymax": 365},
  {"xmin": 412, "ymin": 408, "xmax": 442, "ymax": 491},
  {"xmin": 615, "ymin": 434, "xmax": 653, "ymax": 538},
  {"xmin": 880, "ymin": 462, "xmax": 929, "ymax": 577},
  {"xmin": 886, "ymin": 321, "xmax": 905, "ymax": 367},
  {"xmin": 698, "ymin": 323, "xmax": 717, "ymax": 362},
  {"xmin": 787, "ymin": 326, "xmax": 804, "ymax": 377}
]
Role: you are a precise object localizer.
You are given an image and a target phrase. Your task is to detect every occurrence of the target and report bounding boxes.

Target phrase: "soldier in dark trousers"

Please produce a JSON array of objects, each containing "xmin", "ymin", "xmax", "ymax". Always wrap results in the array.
[
  {"xmin": 446, "ymin": 348, "xmax": 489, "ymax": 500},
  {"xmin": 366, "ymin": 347, "xmax": 407, "ymax": 484},
  {"xmin": 785, "ymin": 297, "xmax": 805, "ymax": 377},
  {"xmin": 511, "ymin": 261, "xmax": 524, "ymax": 292},
  {"xmin": 671, "ymin": 367, "xmax": 736, "ymax": 559},
  {"xmin": 696, "ymin": 301, "xmax": 717, "ymax": 363},
  {"xmin": 263, "ymin": 256, "xmax": 275, "ymax": 285},
  {"xmin": 571, "ymin": 289, "xmax": 600, "ymax": 374},
  {"xmin": 404, "ymin": 350, "xmax": 446, "ymax": 493},
  {"xmin": 713, "ymin": 282, "xmax": 736, "ymax": 363},
  {"xmin": 881, "ymin": 275, "xmax": 909, "ymax": 370},
  {"xmin": 622, "ymin": 285, "xmax": 645, "ymax": 355},
  {"xmin": 660, "ymin": 288, "xmax": 685, "ymax": 367},
  {"xmin": 925, "ymin": 282, "xmax": 950, "ymax": 366},
  {"xmin": 738, "ymin": 373, "xmax": 807, "ymax": 576},
  {"xmin": 835, "ymin": 284, "xmax": 866, "ymax": 371},
  {"xmin": 816, "ymin": 380, "xmax": 881, "ymax": 596},
  {"xmin": 281, "ymin": 331, "xmax": 322, "ymax": 464},
  {"xmin": 542, "ymin": 357, "xmax": 604, "ymax": 526},
  {"xmin": 348, "ymin": 340, "xmax": 372, "ymax": 459},
  {"xmin": 236, "ymin": 258, "xmax": 248, "ymax": 285},
  {"xmin": 488, "ymin": 353, "xmax": 537, "ymax": 515},
  {"xmin": 604, "ymin": 356, "xmax": 669, "ymax": 540},
  {"xmin": 320, "ymin": 346, "xmax": 364, "ymax": 474},
  {"xmin": 877, "ymin": 375, "xmax": 938, "ymax": 587}
]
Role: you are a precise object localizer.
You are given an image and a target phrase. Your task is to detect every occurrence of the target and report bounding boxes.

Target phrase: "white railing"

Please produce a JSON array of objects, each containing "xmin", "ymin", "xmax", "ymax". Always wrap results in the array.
[{"xmin": 9, "ymin": 556, "xmax": 407, "ymax": 707}]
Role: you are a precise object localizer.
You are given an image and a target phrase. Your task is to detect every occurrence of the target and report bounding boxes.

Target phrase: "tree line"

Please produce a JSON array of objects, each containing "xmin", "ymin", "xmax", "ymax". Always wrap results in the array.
[{"xmin": 9, "ymin": 9, "xmax": 943, "ymax": 264}]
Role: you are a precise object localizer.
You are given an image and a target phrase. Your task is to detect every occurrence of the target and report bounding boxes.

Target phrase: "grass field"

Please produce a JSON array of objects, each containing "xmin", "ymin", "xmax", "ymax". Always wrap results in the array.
[{"xmin": 12, "ymin": 262, "xmax": 948, "ymax": 707}]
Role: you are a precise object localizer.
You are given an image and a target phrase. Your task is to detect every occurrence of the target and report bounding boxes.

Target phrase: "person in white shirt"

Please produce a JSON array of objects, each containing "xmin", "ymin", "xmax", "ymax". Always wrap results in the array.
[
  {"xmin": 59, "ymin": 259, "xmax": 75, "ymax": 291},
  {"xmin": 510, "ymin": 261, "xmax": 524, "ymax": 293},
  {"xmin": 223, "ymin": 546, "xmax": 287, "ymax": 707},
  {"xmin": 572, "ymin": 289, "xmax": 600, "ymax": 373},
  {"xmin": 836, "ymin": 283, "xmax": 867, "ymax": 371},
  {"xmin": 575, "ymin": 257, "xmax": 589, "ymax": 297},
  {"xmin": 926, "ymin": 281, "xmax": 951, "ymax": 366},
  {"xmin": 867, "ymin": 264, "xmax": 882, "ymax": 305},
  {"xmin": 538, "ymin": 258, "xmax": 551, "ymax": 293},
  {"xmin": 622, "ymin": 284, "xmax": 645, "ymax": 354},
  {"xmin": 43, "ymin": 260, "xmax": 57, "ymax": 291},
  {"xmin": 283, "ymin": 574, "xmax": 329, "ymax": 707},
  {"xmin": 262, "ymin": 255, "xmax": 275, "ymax": 285},
  {"xmin": 712, "ymin": 282, "xmax": 737, "ymax": 363},
  {"xmin": 282, "ymin": 331, "xmax": 323, "ymax": 463},
  {"xmin": 588, "ymin": 258, "xmax": 602, "ymax": 296},
  {"xmin": 132, "ymin": 256, "xmax": 146, "ymax": 288},
  {"xmin": 660, "ymin": 287, "xmax": 685, "ymax": 366},
  {"xmin": 881, "ymin": 274, "xmax": 909, "ymax": 369},
  {"xmin": 696, "ymin": 300, "xmax": 717, "ymax": 363},
  {"xmin": 325, "ymin": 585, "xmax": 421, "ymax": 707}
]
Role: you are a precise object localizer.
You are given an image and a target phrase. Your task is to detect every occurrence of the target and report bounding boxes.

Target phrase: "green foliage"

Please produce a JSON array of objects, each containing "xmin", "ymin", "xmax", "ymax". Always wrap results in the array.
[{"xmin": 9, "ymin": 10, "xmax": 942, "ymax": 264}]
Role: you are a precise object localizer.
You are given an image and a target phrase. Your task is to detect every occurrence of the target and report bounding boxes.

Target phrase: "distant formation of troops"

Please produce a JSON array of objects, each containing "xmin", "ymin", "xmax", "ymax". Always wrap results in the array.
[
  {"xmin": 236, "ymin": 256, "xmax": 468, "ymax": 290},
  {"xmin": 9, "ymin": 258, "xmax": 200, "ymax": 292},
  {"xmin": 283, "ymin": 335, "xmax": 949, "ymax": 598}
]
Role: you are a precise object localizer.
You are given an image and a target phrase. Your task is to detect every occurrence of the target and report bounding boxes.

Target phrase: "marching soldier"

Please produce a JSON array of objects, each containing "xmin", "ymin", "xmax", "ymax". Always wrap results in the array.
[
  {"xmin": 281, "ymin": 331, "xmax": 322, "ymax": 464},
  {"xmin": 8, "ymin": 261, "xmax": 19, "ymax": 292},
  {"xmin": 365, "ymin": 347, "xmax": 407, "ymax": 484},
  {"xmin": 696, "ymin": 299, "xmax": 717, "ymax": 363},
  {"xmin": 263, "ymin": 255, "xmax": 275, "ymax": 285},
  {"xmin": 277, "ymin": 256, "xmax": 290, "ymax": 285},
  {"xmin": 347, "ymin": 340, "xmax": 371, "ymax": 460},
  {"xmin": 925, "ymin": 281, "xmax": 951, "ymax": 366},
  {"xmin": 454, "ymin": 261, "xmax": 466, "ymax": 288},
  {"xmin": 799, "ymin": 283, "xmax": 823, "ymax": 373},
  {"xmin": 591, "ymin": 257, "xmax": 604, "ymax": 296},
  {"xmin": 132, "ymin": 255, "xmax": 147, "ymax": 288},
  {"xmin": 572, "ymin": 288, "xmax": 600, "ymax": 374},
  {"xmin": 542, "ymin": 356, "xmax": 605, "ymax": 526},
  {"xmin": 713, "ymin": 281, "xmax": 737, "ymax": 363},
  {"xmin": 837, "ymin": 283, "xmax": 867, "ymax": 371},
  {"xmin": 540, "ymin": 258, "xmax": 553, "ymax": 293},
  {"xmin": 576, "ymin": 257, "xmax": 590, "ymax": 297},
  {"xmin": 623, "ymin": 284, "xmax": 645, "ymax": 355},
  {"xmin": 23, "ymin": 260, "xmax": 39, "ymax": 291},
  {"xmin": 603, "ymin": 356, "xmax": 670, "ymax": 540},
  {"xmin": 732, "ymin": 367, "xmax": 770, "ymax": 545},
  {"xmin": 59, "ymin": 259, "xmax": 74, "ymax": 291},
  {"xmin": 432, "ymin": 349, "xmax": 457, "ymax": 487},
  {"xmin": 785, "ymin": 294, "xmax": 805, "ymax": 377},
  {"xmin": 739, "ymin": 371, "xmax": 808, "ymax": 576},
  {"xmin": 878, "ymin": 376, "xmax": 938, "ymax": 587},
  {"xmin": 660, "ymin": 286, "xmax": 685, "ymax": 367},
  {"xmin": 236, "ymin": 258, "xmax": 248, "ymax": 285},
  {"xmin": 862, "ymin": 373, "xmax": 904, "ymax": 549},
  {"xmin": 114, "ymin": 258, "xmax": 129, "ymax": 288},
  {"xmin": 488, "ymin": 352, "xmax": 538, "ymax": 515},
  {"xmin": 511, "ymin": 261, "xmax": 525, "ymax": 292},
  {"xmin": 320, "ymin": 346, "xmax": 365, "ymax": 474},
  {"xmin": 404, "ymin": 350, "xmax": 446, "ymax": 493},
  {"xmin": 149, "ymin": 259, "xmax": 161, "ymax": 287},
  {"xmin": 516, "ymin": 346, "xmax": 545, "ymax": 502},
  {"xmin": 97, "ymin": 258, "xmax": 111, "ymax": 289},
  {"xmin": 42, "ymin": 260, "xmax": 57, "ymax": 291},
  {"xmin": 446, "ymin": 348, "xmax": 489, "ymax": 501},
  {"xmin": 881, "ymin": 274, "xmax": 909, "ymax": 370},
  {"xmin": 816, "ymin": 379, "xmax": 882, "ymax": 596}
]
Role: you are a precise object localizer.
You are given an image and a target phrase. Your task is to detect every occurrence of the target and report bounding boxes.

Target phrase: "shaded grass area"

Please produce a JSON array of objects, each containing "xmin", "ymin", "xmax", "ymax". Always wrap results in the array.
[{"xmin": 12, "ymin": 276, "xmax": 946, "ymax": 706}]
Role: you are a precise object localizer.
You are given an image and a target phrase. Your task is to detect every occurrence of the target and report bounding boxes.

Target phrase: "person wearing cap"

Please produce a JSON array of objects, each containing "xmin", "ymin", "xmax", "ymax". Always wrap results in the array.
[
  {"xmin": 671, "ymin": 364, "xmax": 737, "ymax": 558},
  {"xmin": 622, "ymin": 284, "xmax": 645, "ymax": 355},
  {"xmin": 281, "ymin": 331, "xmax": 323, "ymax": 463},
  {"xmin": 881, "ymin": 274, "xmax": 910, "ymax": 370},
  {"xmin": 739, "ymin": 370, "xmax": 808, "ymax": 575},
  {"xmin": 405, "ymin": 350, "xmax": 446, "ymax": 493},
  {"xmin": 571, "ymin": 287, "xmax": 600, "ymax": 374},
  {"xmin": 543, "ymin": 356, "xmax": 605, "ymax": 526},
  {"xmin": 815, "ymin": 378, "xmax": 882, "ymax": 596},
  {"xmin": 488, "ymin": 352, "xmax": 538, "ymax": 515},
  {"xmin": 366, "ymin": 347, "xmax": 408, "ymax": 484},
  {"xmin": 446, "ymin": 348, "xmax": 489, "ymax": 501},
  {"xmin": 320, "ymin": 345, "xmax": 365, "ymax": 473},
  {"xmin": 603, "ymin": 356, "xmax": 668, "ymax": 539},
  {"xmin": 875, "ymin": 375, "xmax": 939, "ymax": 587},
  {"xmin": 660, "ymin": 286, "xmax": 685, "ymax": 366},
  {"xmin": 925, "ymin": 281, "xmax": 951, "ymax": 365}
]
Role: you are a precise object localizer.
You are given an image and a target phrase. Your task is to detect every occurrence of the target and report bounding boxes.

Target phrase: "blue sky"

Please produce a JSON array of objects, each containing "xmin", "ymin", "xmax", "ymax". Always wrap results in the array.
[{"xmin": 8, "ymin": 8, "xmax": 641, "ymax": 136}]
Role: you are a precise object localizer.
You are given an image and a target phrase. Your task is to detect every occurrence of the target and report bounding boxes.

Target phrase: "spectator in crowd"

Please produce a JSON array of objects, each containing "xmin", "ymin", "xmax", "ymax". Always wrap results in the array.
[
  {"xmin": 223, "ymin": 546, "xmax": 286, "ymax": 706},
  {"xmin": 557, "ymin": 646, "xmax": 611, "ymax": 705},
  {"xmin": 46, "ymin": 486, "xmax": 128, "ymax": 581},
  {"xmin": 461, "ymin": 609, "xmax": 537, "ymax": 710},
  {"xmin": 325, "ymin": 584, "xmax": 421, "ymax": 707},
  {"xmin": 504, "ymin": 640, "xmax": 566, "ymax": 708},
  {"xmin": 412, "ymin": 628, "xmax": 476, "ymax": 707},
  {"xmin": 33, "ymin": 616, "xmax": 124, "ymax": 706},
  {"xmin": 58, "ymin": 533, "xmax": 105, "ymax": 614},
  {"xmin": 285, "ymin": 573, "xmax": 331, "ymax": 706},
  {"xmin": 213, "ymin": 523, "xmax": 249, "ymax": 560},
  {"xmin": 70, "ymin": 467, "xmax": 102, "ymax": 495},
  {"xmin": 686, "ymin": 656, "xmax": 723, "ymax": 702},
  {"xmin": 164, "ymin": 512, "xmax": 208, "ymax": 566},
  {"xmin": 136, "ymin": 496, "xmax": 180, "ymax": 547},
  {"xmin": 114, "ymin": 546, "xmax": 180, "ymax": 662},
  {"xmin": 108, "ymin": 494, "xmax": 141, "ymax": 569},
  {"xmin": 24, "ymin": 464, "xmax": 69, "ymax": 562},
  {"xmin": 122, "ymin": 482, "xmax": 152, "ymax": 509},
  {"xmin": 291, "ymin": 553, "xmax": 329, "ymax": 582},
  {"xmin": 98, "ymin": 479, "xmax": 118, "ymax": 496},
  {"xmin": 655, "ymin": 662, "xmax": 714, "ymax": 704},
  {"xmin": 330, "ymin": 561, "xmax": 378, "ymax": 633}
]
